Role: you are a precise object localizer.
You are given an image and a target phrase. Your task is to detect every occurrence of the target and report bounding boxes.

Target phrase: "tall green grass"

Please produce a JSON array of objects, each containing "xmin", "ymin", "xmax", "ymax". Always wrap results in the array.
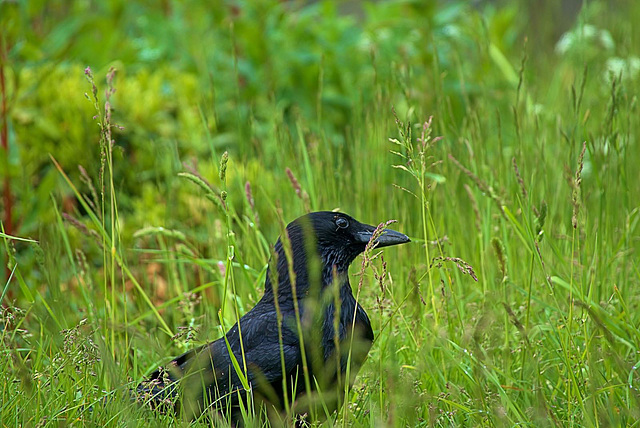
[{"xmin": 2, "ymin": 0, "xmax": 640, "ymax": 426}]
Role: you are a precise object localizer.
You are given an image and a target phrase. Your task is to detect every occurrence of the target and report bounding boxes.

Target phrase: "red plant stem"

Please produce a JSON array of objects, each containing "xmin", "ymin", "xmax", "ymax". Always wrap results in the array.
[{"xmin": 1, "ymin": 39, "xmax": 13, "ymax": 282}]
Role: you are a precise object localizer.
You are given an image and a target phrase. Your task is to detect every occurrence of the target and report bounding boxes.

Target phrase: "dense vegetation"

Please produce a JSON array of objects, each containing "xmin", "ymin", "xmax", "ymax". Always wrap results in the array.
[{"xmin": 2, "ymin": 0, "xmax": 639, "ymax": 425}]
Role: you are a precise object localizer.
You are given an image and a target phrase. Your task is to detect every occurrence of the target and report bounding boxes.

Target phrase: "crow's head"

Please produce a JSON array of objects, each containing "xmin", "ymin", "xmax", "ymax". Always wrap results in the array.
[
  {"xmin": 266, "ymin": 211, "xmax": 409, "ymax": 295},
  {"xmin": 301, "ymin": 211, "xmax": 409, "ymax": 269}
]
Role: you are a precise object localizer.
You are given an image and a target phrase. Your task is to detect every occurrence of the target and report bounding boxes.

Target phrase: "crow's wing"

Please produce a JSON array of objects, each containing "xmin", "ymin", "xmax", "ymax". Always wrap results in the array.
[
  {"xmin": 199, "ymin": 309, "xmax": 301, "ymax": 389},
  {"xmin": 138, "ymin": 307, "xmax": 301, "ymax": 412}
]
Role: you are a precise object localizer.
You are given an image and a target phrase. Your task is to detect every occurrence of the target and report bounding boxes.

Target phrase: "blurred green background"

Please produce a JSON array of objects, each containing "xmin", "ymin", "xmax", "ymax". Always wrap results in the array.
[{"xmin": 2, "ymin": 0, "xmax": 640, "ymax": 426}]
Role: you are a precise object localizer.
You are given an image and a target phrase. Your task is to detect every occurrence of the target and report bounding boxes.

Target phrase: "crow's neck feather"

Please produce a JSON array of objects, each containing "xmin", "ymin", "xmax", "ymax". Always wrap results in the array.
[{"xmin": 263, "ymin": 238, "xmax": 357, "ymax": 302}]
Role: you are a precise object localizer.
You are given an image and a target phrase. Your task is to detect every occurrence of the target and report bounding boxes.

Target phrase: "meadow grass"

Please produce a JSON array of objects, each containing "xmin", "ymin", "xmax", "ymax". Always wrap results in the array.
[{"xmin": 2, "ymin": 1, "xmax": 640, "ymax": 426}]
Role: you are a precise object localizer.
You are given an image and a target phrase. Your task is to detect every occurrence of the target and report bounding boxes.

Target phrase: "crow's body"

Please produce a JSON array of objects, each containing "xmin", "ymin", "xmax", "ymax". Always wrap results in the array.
[{"xmin": 138, "ymin": 211, "xmax": 409, "ymax": 424}]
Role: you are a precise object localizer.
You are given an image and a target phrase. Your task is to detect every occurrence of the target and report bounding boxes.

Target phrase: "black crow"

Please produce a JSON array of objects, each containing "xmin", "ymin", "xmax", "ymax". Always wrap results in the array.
[{"xmin": 137, "ymin": 211, "xmax": 409, "ymax": 424}]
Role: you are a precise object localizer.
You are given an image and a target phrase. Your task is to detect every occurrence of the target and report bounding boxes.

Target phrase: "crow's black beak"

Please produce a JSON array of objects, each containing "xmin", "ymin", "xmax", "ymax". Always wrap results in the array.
[{"xmin": 356, "ymin": 225, "xmax": 410, "ymax": 248}]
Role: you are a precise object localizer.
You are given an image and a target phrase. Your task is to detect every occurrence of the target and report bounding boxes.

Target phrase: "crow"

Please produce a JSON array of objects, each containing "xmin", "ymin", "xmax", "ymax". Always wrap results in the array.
[{"xmin": 137, "ymin": 211, "xmax": 409, "ymax": 424}]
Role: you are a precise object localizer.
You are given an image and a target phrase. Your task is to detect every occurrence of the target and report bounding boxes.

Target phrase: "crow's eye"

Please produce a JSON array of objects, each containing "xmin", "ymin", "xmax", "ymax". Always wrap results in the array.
[{"xmin": 335, "ymin": 217, "xmax": 349, "ymax": 229}]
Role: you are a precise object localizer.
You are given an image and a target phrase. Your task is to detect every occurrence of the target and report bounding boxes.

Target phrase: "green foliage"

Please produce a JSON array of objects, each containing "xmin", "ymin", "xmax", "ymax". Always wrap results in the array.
[{"xmin": 2, "ymin": 0, "xmax": 640, "ymax": 426}]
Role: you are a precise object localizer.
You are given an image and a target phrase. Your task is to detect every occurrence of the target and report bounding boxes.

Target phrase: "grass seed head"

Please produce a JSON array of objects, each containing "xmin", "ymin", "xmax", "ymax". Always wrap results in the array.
[
  {"xmin": 571, "ymin": 142, "xmax": 587, "ymax": 229},
  {"xmin": 536, "ymin": 200, "xmax": 548, "ymax": 240},
  {"xmin": 219, "ymin": 151, "xmax": 229, "ymax": 182},
  {"xmin": 491, "ymin": 237, "xmax": 508, "ymax": 281}
]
